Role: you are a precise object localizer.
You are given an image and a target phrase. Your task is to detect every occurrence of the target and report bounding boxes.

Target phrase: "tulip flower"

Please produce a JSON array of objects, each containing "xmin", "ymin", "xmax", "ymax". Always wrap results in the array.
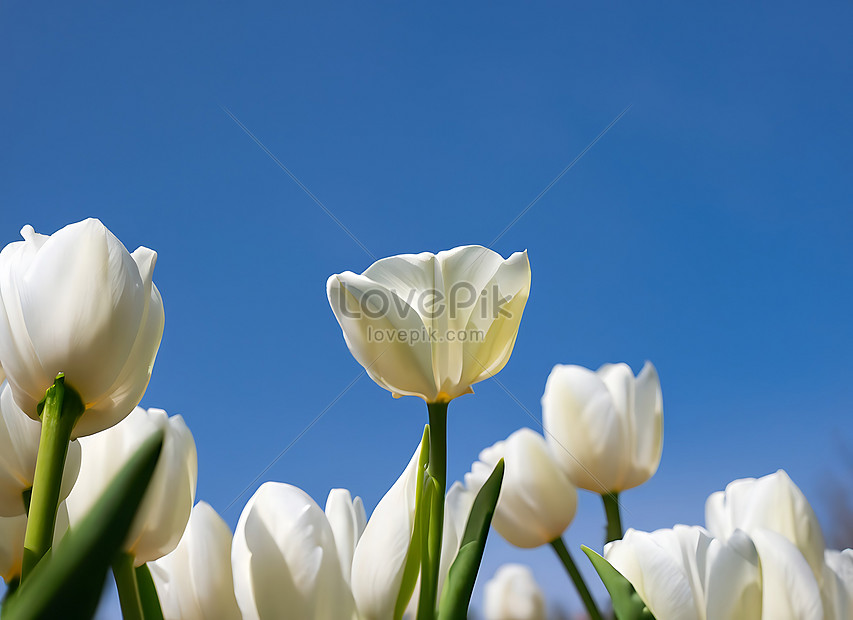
[
  {"xmin": 542, "ymin": 361, "xmax": 662, "ymax": 542},
  {"xmin": 0, "ymin": 219, "xmax": 165, "ymax": 437},
  {"xmin": 465, "ymin": 428, "xmax": 576, "ymax": 549},
  {"xmin": 327, "ymin": 245, "xmax": 530, "ymax": 404},
  {"xmin": 483, "ymin": 564, "xmax": 546, "ymax": 620},
  {"xmin": 149, "ymin": 502, "xmax": 241, "ymax": 620},
  {"xmin": 64, "ymin": 407, "xmax": 197, "ymax": 565},
  {"xmin": 605, "ymin": 525, "xmax": 762, "ymax": 620},
  {"xmin": 325, "ymin": 488, "xmax": 366, "ymax": 585},
  {"xmin": 329, "ymin": 245, "xmax": 531, "ymax": 613},
  {"xmin": 231, "ymin": 482, "xmax": 354, "ymax": 620},
  {"xmin": 0, "ymin": 382, "xmax": 82, "ymax": 517},
  {"xmin": 705, "ymin": 470, "xmax": 826, "ymax": 580}
]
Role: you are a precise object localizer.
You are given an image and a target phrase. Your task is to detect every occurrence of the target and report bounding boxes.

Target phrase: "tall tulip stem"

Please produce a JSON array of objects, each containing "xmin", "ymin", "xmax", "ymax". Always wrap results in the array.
[
  {"xmin": 113, "ymin": 551, "xmax": 144, "ymax": 620},
  {"xmin": 417, "ymin": 401, "xmax": 448, "ymax": 620},
  {"xmin": 602, "ymin": 492, "xmax": 623, "ymax": 543},
  {"xmin": 21, "ymin": 374, "xmax": 84, "ymax": 579},
  {"xmin": 550, "ymin": 537, "xmax": 604, "ymax": 620}
]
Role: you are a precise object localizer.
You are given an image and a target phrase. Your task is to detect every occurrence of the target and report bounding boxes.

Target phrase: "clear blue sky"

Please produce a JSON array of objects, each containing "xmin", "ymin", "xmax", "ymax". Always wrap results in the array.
[{"xmin": 2, "ymin": 1, "xmax": 851, "ymax": 616}]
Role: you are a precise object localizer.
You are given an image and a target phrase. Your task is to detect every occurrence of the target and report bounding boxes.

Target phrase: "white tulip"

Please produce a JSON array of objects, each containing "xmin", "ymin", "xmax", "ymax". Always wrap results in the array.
[
  {"xmin": 149, "ymin": 502, "xmax": 241, "ymax": 620},
  {"xmin": 464, "ymin": 428, "xmax": 577, "ymax": 548},
  {"xmin": 325, "ymin": 488, "xmax": 366, "ymax": 585},
  {"xmin": 0, "ymin": 382, "xmax": 82, "ymax": 516},
  {"xmin": 605, "ymin": 525, "xmax": 761, "ymax": 620},
  {"xmin": 705, "ymin": 470, "xmax": 826, "ymax": 580},
  {"xmin": 352, "ymin": 440, "xmax": 423, "ymax": 620},
  {"xmin": 750, "ymin": 528, "xmax": 823, "ymax": 620},
  {"xmin": 327, "ymin": 246, "xmax": 530, "ymax": 403},
  {"xmin": 483, "ymin": 564, "xmax": 546, "ymax": 620},
  {"xmin": 231, "ymin": 482, "xmax": 354, "ymax": 620},
  {"xmin": 541, "ymin": 362, "xmax": 662, "ymax": 493},
  {"xmin": 64, "ymin": 407, "xmax": 197, "ymax": 564},
  {"xmin": 822, "ymin": 549, "xmax": 853, "ymax": 620},
  {"xmin": 0, "ymin": 513, "xmax": 26, "ymax": 584},
  {"xmin": 0, "ymin": 219, "xmax": 165, "ymax": 437}
]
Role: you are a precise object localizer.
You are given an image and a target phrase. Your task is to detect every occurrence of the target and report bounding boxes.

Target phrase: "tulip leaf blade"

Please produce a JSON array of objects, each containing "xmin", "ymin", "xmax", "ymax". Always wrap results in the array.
[
  {"xmin": 136, "ymin": 564, "xmax": 165, "ymax": 620},
  {"xmin": 437, "ymin": 458, "xmax": 504, "ymax": 620},
  {"xmin": 581, "ymin": 546, "xmax": 656, "ymax": 620},
  {"xmin": 2, "ymin": 430, "xmax": 165, "ymax": 620}
]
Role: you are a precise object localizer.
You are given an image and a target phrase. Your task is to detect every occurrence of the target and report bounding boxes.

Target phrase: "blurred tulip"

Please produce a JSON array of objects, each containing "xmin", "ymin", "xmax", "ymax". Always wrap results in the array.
[
  {"xmin": 464, "ymin": 428, "xmax": 577, "ymax": 548},
  {"xmin": 327, "ymin": 246, "xmax": 530, "ymax": 403},
  {"xmin": 0, "ymin": 219, "xmax": 165, "ymax": 438},
  {"xmin": 0, "ymin": 382, "xmax": 81, "ymax": 516},
  {"xmin": 232, "ymin": 482, "xmax": 354, "ymax": 620},
  {"xmin": 149, "ymin": 502, "xmax": 241, "ymax": 620},
  {"xmin": 705, "ymin": 470, "xmax": 826, "ymax": 580},
  {"xmin": 325, "ymin": 488, "xmax": 366, "ymax": 585},
  {"xmin": 0, "ymin": 513, "xmax": 26, "ymax": 584},
  {"xmin": 822, "ymin": 549, "xmax": 853, "ymax": 620},
  {"xmin": 541, "ymin": 362, "xmax": 662, "ymax": 493},
  {"xmin": 483, "ymin": 564, "xmax": 546, "ymax": 620},
  {"xmin": 605, "ymin": 525, "xmax": 761, "ymax": 620},
  {"xmin": 64, "ymin": 407, "xmax": 197, "ymax": 564},
  {"xmin": 351, "ymin": 440, "xmax": 423, "ymax": 619}
]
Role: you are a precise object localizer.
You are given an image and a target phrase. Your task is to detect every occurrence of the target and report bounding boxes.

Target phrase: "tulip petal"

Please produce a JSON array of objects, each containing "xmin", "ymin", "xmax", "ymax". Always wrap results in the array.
[
  {"xmin": 542, "ymin": 365, "xmax": 626, "ymax": 493},
  {"xmin": 751, "ymin": 528, "xmax": 823, "ymax": 620}
]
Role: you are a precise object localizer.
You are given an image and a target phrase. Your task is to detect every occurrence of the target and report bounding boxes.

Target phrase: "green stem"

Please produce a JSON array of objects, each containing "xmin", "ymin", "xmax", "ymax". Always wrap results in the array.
[
  {"xmin": 416, "ymin": 401, "xmax": 448, "ymax": 620},
  {"xmin": 550, "ymin": 538, "xmax": 604, "ymax": 620},
  {"xmin": 602, "ymin": 492, "xmax": 623, "ymax": 544},
  {"xmin": 21, "ymin": 375, "xmax": 84, "ymax": 579},
  {"xmin": 113, "ymin": 551, "xmax": 144, "ymax": 620}
]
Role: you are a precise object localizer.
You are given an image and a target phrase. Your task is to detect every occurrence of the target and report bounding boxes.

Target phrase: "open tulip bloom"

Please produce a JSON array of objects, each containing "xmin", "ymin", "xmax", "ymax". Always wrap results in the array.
[{"xmin": 1, "ymin": 220, "xmax": 852, "ymax": 620}]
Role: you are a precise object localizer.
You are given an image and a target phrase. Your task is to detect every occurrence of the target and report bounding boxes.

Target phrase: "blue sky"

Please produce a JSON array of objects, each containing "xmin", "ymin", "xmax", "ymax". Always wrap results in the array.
[{"xmin": 2, "ymin": 1, "xmax": 852, "ymax": 615}]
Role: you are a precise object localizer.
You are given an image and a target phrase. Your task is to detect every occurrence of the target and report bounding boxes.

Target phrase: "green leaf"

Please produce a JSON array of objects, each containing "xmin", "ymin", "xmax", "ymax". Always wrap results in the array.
[
  {"xmin": 136, "ymin": 564, "xmax": 165, "ymax": 620},
  {"xmin": 437, "ymin": 458, "xmax": 504, "ymax": 620},
  {"xmin": 581, "ymin": 546, "xmax": 656, "ymax": 620},
  {"xmin": 2, "ymin": 430, "xmax": 165, "ymax": 620}
]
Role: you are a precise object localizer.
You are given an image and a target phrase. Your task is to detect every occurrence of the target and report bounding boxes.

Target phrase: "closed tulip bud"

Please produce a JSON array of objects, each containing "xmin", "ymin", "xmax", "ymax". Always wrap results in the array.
[
  {"xmin": 352, "ymin": 439, "xmax": 423, "ymax": 620},
  {"xmin": 483, "ymin": 564, "xmax": 546, "ymax": 620},
  {"xmin": 822, "ymin": 549, "xmax": 853, "ymax": 620},
  {"xmin": 325, "ymin": 488, "xmax": 366, "ymax": 585},
  {"xmin": 327, "ymin": 246, "xmax": 530, "ymax": 403},
  {"xmin": 149, "ymin": 502, "xmax": 241, "ymax": 620},
  {"xmin": 541, "ymin": 362, "xmax": 663, "ymax": 493},
  {"xmin": 705, "ymin": 470, "xmax": 826, "ymax": 581},
  {"xmin": 605, "ymin": 525, "xmax": 762, "ymax": 620},
  {"xmin": 0, "ymin": 382, "xmax": 81, "ymax": 516},
  {"xmin": 0, "ymin": 219, "xmax": 165, "ymax": 437},
  {"xmin": 232, "ymin": 482, "xmax": 354, "ymax": 620},
  {"xmin": 64, "ymin": 407, "xmax": 197, "ymax": 564},
  {"xmin": 464, "ymin": 428, "xmax": 577, "ymax": 549}
]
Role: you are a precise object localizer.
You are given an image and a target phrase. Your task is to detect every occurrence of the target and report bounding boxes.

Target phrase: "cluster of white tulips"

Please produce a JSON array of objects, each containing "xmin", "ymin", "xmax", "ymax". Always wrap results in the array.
[{"xmin": 0, "ymin": 219, "xmax": 849, "ymax": 619}]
